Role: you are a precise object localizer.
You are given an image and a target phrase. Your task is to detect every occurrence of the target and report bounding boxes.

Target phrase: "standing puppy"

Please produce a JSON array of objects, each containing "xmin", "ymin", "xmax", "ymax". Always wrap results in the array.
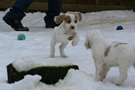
[
  {"xmin": 85, "ymin": 29, "xmax": 135, "ymax": 85},
  {"xmin": 50, "ymin": 12, "xmax": 82, "ymax": 58}
]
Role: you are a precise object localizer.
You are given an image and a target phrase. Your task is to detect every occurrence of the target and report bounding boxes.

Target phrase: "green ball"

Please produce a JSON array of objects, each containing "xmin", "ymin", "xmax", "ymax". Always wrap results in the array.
[{"xmin": 17, "ymin": 34, "xmax": 26, "ymax": 40}]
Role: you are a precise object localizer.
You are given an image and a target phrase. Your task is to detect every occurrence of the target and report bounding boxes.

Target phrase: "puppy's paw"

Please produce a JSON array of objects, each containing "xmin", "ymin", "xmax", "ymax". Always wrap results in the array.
[
  {"xmin": 72, "ymin": 39, "xmax": 79, "ymax": 46},
  {"xmin": 112, "ymin": 79, "xmax": 122, "ymax": 86},
  {"xmin": 72, "ymin": 35, "xmax": 79, "ymax": 46},
  {"xmin": 68, "ymin": 36, "xmax": 74, "ymax": 41}
]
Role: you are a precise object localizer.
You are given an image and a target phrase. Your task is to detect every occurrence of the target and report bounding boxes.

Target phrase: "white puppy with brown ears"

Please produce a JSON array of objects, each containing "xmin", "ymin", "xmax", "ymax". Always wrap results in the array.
[
  {"xmin": 85, "ymin": 29, "xmax": 135, "ymax": 85},
  {"xmin": 50, "ymin": 12, "xmax": 82, "ymax": 58}
]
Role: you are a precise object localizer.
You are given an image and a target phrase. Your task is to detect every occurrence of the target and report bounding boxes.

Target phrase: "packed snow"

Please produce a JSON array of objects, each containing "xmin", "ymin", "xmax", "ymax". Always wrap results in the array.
[
  {"xmin": 12, "ymin": 58, "xmax": 73, "ymax": 72},
  {"xmin": 0, "ymin": 9, "xmax": 135, "ymax": 90}
]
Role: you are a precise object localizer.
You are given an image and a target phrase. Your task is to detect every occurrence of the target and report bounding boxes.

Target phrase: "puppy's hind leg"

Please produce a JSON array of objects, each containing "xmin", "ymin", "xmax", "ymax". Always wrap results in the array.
[
  {"xmin": 50, "ymin": 38, "xmax": 57, "ymax": 58},
  {"xmin": 112, "ymin": 65, "xmax": 128, "ymax": 86},
  {"xmin": 94, "ymin": 59, "xmax": 105, "ymax": 81},
  {"xmin": 59, "ymin": 42, "xmax": 68, "ymax": 58}
]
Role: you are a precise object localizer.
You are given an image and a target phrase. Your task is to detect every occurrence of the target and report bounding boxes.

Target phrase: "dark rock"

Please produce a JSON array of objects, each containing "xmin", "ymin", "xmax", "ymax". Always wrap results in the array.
[{"xmin": 7, "ymin": 64, "xmax": 79, "ymax": 84}]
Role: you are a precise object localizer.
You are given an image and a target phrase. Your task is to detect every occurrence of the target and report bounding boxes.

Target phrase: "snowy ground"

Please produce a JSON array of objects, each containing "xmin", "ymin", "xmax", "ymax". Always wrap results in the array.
[{"xmin": 0, "ymin": 9, "xmax": 135, "ymax": 90}]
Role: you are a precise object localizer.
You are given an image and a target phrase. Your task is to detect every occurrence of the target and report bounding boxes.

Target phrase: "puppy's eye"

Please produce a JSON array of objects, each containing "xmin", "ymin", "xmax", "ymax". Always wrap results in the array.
[
  {"xmin": 67, "ymin": 20, "xmax": 71, "ymax": 24},
  {"xmin": 75, "ymin": 20, "xmax": 77, "ymax": 23}
]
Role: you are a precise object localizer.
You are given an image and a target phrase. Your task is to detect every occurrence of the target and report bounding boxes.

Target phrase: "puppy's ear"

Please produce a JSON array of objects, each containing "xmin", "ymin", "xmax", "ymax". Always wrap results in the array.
[
  {"xmin": 55, "ymin": 15, "xmax": 66, "ymax": 24},
  {"xmin": 84, "ymin": 31, "xmax": 94, "ymax": 49},
  {"xmin": 84, "ymin": 42, "xmax": 91, "ymax": 49},
  {"xmin": 74, "ymin": 12, "xmax": 82, "ymax": 22},
  {"xmin": 84, "ymin": 36, "xmax": 91, "ymax": 49}
]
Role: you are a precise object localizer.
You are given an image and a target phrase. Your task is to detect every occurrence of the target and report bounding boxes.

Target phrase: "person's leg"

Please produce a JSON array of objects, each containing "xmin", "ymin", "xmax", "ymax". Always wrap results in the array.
[
  {"xmin": 44, "ymin": 0, "xmax": 62, "ymax": 28},
  {"xmin": 5, "ymin": 0, "xmax": 33, "ymax": 20},
  {"xmin": 3, "ymin": 0, "xmax": 33, "ymax": 31}
]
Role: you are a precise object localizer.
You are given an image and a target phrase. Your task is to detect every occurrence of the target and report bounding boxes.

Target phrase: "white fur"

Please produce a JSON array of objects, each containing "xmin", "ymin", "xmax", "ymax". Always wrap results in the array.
[
  {"xmin": 85, "ymin": 29, "xmax": 135, "ymax": 85},
  {"xmin": 50, "ymin": 13, "xmax": 80, "ymax": 58}
]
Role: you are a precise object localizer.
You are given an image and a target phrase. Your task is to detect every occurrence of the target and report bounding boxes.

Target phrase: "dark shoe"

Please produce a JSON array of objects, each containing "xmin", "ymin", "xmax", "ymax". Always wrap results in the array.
[
  {"xmin": 3, "ymin": 16, "xmax": 29, "ymax": 31},
  {"xmin": 46, "ymin": 23, "xmax": 60, "ymax": 28}
]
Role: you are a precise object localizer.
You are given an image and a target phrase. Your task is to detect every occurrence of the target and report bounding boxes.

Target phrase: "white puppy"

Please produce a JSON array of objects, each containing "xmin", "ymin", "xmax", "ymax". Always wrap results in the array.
[
  {"xmin": 50, "ymin": 12, "xmax": 82, "ymax": 58},
  {"xmin": 85, "ymin": 29, "xmax": 135, "ymax": 85}
]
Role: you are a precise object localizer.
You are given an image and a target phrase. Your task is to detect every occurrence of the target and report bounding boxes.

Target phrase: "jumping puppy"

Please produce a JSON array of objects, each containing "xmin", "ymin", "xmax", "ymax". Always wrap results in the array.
[
  {"xmin": 85, "ymin": 29, "xmax": 135, "ymax": 85},
  {"xmin": 50, "ymin": 12, "xmax": 82, "ymax": 58}
]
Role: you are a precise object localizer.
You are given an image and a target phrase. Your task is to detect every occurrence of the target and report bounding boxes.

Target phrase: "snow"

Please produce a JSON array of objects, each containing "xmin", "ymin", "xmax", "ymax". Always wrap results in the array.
[
  {"xmin": 12, "ymin": 58, "xmax": 73, "ymax": 72},
  {"xmin": 0, "ymin": 9, "xmax": 135, "ymax": 90},
  {"xmin": 13, "ymin": 75, "xmax": 41, "ymax": 90}
]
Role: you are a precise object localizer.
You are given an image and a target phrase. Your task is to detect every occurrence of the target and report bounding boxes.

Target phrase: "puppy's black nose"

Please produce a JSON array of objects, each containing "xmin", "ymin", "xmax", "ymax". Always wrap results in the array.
[{"xmin": 71, "ymin": 26, "xmax": 75, "ymax": 30}]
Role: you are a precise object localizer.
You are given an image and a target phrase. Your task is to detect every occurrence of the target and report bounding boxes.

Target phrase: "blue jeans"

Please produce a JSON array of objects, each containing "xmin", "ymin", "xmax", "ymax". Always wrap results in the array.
[{"xmin": 5, "ymin": 0, "xmax": 61, "ymax": 25}]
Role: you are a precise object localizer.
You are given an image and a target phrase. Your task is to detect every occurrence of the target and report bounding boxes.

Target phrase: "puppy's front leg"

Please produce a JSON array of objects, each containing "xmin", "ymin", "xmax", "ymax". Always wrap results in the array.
[
  {"xmin": 94, "ymin": 56, "xmax": 105, "ymax": 81},
  {"xmin": 95, "ymin": 64, "xmax": 104, "ymax": 81},
  {"xmin": 101, "ymin": 67, "xmax": 110, "ymax": 80},
  {"xmin": 59, "ymin": 42, "xmax": 68, "ymax": 58},
  {"xmin": 72, "ymin": 33, "xmax": 80, "ymax": 46}
]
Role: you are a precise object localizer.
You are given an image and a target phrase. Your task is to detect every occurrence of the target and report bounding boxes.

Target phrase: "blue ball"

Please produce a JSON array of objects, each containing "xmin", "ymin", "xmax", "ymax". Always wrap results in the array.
[
  {"xmin": 17, "ymin": 34, "xmax": 26, "ymax": 40},
  {"xmin": 116, "ymin": 26, "xmax": 123, "ymax": 30}
]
